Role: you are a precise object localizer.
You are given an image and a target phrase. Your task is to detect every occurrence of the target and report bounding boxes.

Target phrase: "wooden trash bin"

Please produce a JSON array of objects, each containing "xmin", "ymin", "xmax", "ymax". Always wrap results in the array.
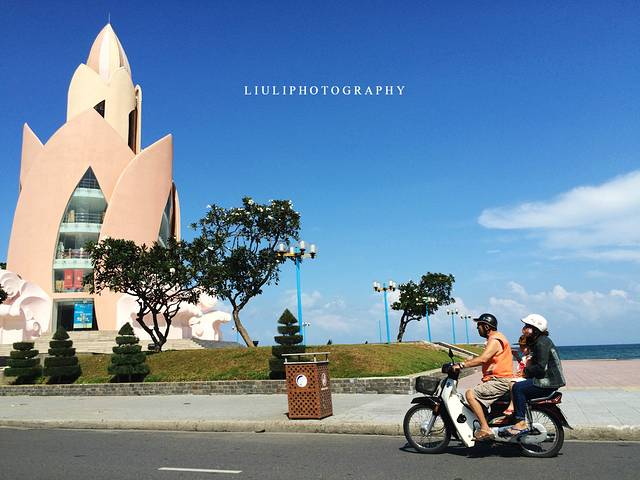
[{"xmin": 283, "ymin": 352, "xmax": 333, "ymax": 419}]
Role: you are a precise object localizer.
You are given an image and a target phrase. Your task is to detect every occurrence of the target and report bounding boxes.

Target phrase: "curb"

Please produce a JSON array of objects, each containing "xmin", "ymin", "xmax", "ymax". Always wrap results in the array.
[
  {"xmin": 2, "ymin": 419, "xmax": 639, "ymax": 440},
  {"xmin": 0, "ymin": 419, "xmax": 402, "ymax": 435},
  {"xmin": 566, "ymin": 426, "xmax": 640, "ymax": 442}
]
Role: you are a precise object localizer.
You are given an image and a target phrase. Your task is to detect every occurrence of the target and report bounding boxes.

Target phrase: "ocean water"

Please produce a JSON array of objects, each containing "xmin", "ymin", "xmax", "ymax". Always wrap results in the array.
[{"xmin": 556, "ymin": 344, "xmax": 640, "ymax": 360}]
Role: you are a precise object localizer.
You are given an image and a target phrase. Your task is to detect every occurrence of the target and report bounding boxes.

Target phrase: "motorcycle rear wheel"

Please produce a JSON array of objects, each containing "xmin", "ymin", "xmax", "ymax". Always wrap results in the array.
[
  {"xmin": 403, "ymin": 404, "xmax": 451, "ymax": 454},
  {"xmin": 519, "ymin": 407, "xmax": 564, "ymax": 458}
]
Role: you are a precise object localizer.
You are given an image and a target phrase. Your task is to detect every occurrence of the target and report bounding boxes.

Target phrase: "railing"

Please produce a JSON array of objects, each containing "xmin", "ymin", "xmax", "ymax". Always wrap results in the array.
[
  {"xmin": 54, "ymin": 282, "xmax": 91, "ymax": 293},
  {"xmin": 64, "ymin": 212, "xmax": 103, "ymax": 224},
  {"xmin": 56, "ymin": 248, "xmax": 91, "ymax": 259}
]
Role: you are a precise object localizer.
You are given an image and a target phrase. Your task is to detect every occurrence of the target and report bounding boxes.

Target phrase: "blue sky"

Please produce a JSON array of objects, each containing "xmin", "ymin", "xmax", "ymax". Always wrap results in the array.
[{"xmin": 2, "ymin": 1, "xmax": 640, "ymax": 346}]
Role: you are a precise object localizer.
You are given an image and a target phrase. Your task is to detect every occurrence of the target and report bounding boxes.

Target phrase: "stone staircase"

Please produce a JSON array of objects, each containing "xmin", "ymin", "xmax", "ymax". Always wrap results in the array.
[{"xmin": 0, "ymin": 331, "xmax": 206, "ymax": 356}]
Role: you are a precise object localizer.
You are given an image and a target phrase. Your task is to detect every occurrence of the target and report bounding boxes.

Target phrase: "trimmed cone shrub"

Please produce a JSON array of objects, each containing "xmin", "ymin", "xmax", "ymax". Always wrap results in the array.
[
  {"xmin": 269, "ymin": 309, "xmax": 305, "ymax": 379},
  {"xmin": 108, "ymin": 323, "xmax": 150, "ymax": 382},
  {"xmin": 43, "ymin": 327, "xmax": 81, "ymax": 383},
  {"xmin": 5, "ymin": 341, "xmax": 42, "ymax": 384}
]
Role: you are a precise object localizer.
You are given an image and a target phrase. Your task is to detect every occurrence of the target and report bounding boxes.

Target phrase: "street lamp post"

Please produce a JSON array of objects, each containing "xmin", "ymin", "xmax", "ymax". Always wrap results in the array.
[
  {"xmin": 446, "ymin": 308, "xmax": 459, "ymax": 344},
  {"xmin": 373, "ymin": 281, "xmax": 397, "ymax": 344},
  {"xmin": 460, "ymin": 314, "xmax": 472, "ymax": 344},
  {"xmin": 301, "ymin": 322, "xmax": 311, "ymax": 346},
  {"xmin": 421, "ymin": 296, "xmax": 437, "ymax": 343},
  {"xmin": 277, "ymin": 241, "xmax": 317, "ymax": 346},
  {"xmin": 231, "ymin": 326, "xmax": 239, "ymax": 343}
]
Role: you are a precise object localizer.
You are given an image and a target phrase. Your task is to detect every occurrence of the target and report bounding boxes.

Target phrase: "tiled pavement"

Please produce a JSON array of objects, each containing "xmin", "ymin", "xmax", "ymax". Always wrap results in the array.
[{"xmin": 1, "ymin": 360, "xmax": 639, "ymax": 439}]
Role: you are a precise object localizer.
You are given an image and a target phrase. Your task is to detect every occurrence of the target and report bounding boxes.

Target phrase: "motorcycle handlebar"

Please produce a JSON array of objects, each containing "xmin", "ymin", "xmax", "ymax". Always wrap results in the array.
[{"xmin": 441, "ymin": 362, "xmax": 461, "ymax": 380}]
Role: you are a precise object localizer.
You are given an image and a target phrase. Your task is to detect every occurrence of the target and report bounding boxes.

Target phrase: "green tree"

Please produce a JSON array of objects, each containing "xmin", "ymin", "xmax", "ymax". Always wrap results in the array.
[
  {"xmin": 87, "ymin": 237, "xmax": 200, "ymax": 351},
  {"xmin": 191, "ymin": 197, "xmax": 300, "ymax": 347},
  {"xmin": 5, "ymin": 342, "xmax": 42, "ymax": 384},
  {"xmin": 269, "ymin": 309, "xmax": 305, "ymax": 379},
  {"xmin": 108, "ymin": 322, "xmax": 150, "ymax": 382},
  {"xmin": 392, "ymin": 273, "xmax": 455, "ymax": 342},
  {"xmin": 43, "ymin": 327, "xmax": 81, "ymax": 383}
]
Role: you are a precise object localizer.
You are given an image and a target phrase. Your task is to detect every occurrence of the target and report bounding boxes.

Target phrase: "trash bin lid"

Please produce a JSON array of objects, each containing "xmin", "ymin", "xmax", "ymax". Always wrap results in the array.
[{"xmin": 282, "ymin": 352, "xmax": 330, "ymax": 364}]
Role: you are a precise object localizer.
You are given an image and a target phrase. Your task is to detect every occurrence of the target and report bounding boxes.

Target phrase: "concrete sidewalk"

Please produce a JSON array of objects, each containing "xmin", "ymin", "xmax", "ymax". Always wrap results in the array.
[{"xmin": 1, "ymin": 360, "xmax": 639, "ymax": 440}]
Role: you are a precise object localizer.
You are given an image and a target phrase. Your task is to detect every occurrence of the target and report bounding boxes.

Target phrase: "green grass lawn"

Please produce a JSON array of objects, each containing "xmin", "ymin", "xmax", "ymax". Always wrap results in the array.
[
  {"xmin": 457, "ymin": 344, "xmax": 484, "ymax": 355},
  {"xmin": 73, "ymin": 343, "xmax": 467, "ymax": 383}
]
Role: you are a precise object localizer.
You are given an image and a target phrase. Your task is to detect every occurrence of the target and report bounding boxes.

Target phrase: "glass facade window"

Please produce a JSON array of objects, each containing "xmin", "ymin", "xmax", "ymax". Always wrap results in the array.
[
  {"xmin": 128, "ymin": 108, "xmax": 137, "ymax": 152},
  {"xmin": 53, "ymin": 168, "xmax": 107, "ymax": 293},
  {"xmin": 158, "ymin": 190, "xmax": 174, "ymax": 246},
  {"xmin": 94, "ymin": 100, "xmax": 105, "ymax": 118}
]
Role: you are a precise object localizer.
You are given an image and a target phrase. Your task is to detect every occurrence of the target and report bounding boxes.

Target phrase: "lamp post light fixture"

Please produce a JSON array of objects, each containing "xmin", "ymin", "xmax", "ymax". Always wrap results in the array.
[
  {"xmin": 231, "ymin": 326, "xmax": 239, "ymax": 344},
  {"xmin": 460, "ymin": 314, "xmax": 472, "ymax": 344},
  {"xmin": 446, "ymin": 308, "xmax": 459, "ymax": 344},
  {"xmin": 301, "ymin": 322, "xmax": 311, "ymax": 346},
  {"xmin": 373, "ymin": 280, "xmax": 397, "ymax": 344},
  {"xmin": 419, "ymin": 296, "xmax": 437, "ymax": 343},
  {"xmin": 277, "ymin": 241, "xmax": 317, "ymax": 346}
]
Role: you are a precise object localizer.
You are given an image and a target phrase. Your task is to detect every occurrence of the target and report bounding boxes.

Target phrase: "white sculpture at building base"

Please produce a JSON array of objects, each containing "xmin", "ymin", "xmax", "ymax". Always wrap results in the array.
[
  {"xmin": 1, "ymin": 268, "xmax": 230, "ymax": 345},
  {"xmin": 116, "ymin": 292, "xmax": 231, "ymax": 342},
  {"xmin": 0, "ymin": 269, "xmax": 52, "ymax": 344}
]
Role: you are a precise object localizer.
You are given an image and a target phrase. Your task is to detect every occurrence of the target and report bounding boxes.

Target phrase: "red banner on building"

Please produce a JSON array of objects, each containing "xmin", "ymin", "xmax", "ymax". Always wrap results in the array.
[
  {"xmin": 74, "ymin": 269, "xmax": 84, "ymax": 290},
  {"xmin": 63, "ymin": 269, "xmax": 73, "ymax": 290}
]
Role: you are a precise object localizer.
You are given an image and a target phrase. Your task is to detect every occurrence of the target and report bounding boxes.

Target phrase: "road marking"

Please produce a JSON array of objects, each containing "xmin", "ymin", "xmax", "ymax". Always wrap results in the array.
[{"xmin": 159, "ymin": 467, "xmax": 242, "ymax": 474}]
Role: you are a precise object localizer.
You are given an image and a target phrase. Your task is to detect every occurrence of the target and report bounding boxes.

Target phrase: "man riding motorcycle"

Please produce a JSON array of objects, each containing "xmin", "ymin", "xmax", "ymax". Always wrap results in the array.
[{"xmin": 452, "ymin": 313, "xmax": 513, "ymax": 441}]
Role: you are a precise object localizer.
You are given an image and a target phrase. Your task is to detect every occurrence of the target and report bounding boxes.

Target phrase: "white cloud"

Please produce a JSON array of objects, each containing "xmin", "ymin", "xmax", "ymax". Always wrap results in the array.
[
  {"xmin": 283, "ymin": 289, "xmax": 357, "ymax": 335},
  {"xmin": 609, "ymin": 289, "xmax": 628, "ymax": 299},
  {"xmin": 476, "ymin": 282, "xmax": 640, "ymax": 345},
  {"xmin": 509, "ymin": 281, "xmax": 527, "ymax": 297},
  {"xmin": 478, "ymin": 170, "xmax": 640, "ymax": 262},
  {"xmin": 309, "ymin": 313, "xmax": 353, "ymax": 333},
  {"xmin": 576, "ymin": 249, "xmax": 640, "ymax": 263}
]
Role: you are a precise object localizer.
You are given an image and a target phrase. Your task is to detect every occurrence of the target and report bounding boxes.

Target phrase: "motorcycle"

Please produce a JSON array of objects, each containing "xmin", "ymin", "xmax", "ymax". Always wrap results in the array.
[{"xmin": 403, "ymin": 349, "xmax": 572, "ymax": 458}]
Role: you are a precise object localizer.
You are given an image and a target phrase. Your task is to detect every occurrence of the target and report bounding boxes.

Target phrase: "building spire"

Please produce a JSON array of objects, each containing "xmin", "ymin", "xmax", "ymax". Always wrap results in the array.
[{"xmin": 86, "ymin": 24, "xmax": 131, "ymax": 81}]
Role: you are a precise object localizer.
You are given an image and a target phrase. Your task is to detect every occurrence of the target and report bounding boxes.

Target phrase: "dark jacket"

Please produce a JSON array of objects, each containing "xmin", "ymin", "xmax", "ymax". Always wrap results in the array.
[{"xmin": 524, "ymin": 335, "xmax": 566, "ymax": 389}]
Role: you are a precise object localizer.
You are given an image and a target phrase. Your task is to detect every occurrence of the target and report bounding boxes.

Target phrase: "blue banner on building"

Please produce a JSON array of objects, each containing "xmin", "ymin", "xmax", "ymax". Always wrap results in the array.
[{"xmin": 73, "ymin": 302, "xmax": 93, "ymax": 329}]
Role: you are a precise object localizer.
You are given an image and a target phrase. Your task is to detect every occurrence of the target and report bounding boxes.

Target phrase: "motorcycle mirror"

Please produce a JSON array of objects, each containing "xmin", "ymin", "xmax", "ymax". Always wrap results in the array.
[{"xmin": 448, "ymin": 348, "xmax": 454, "ymax": 360}]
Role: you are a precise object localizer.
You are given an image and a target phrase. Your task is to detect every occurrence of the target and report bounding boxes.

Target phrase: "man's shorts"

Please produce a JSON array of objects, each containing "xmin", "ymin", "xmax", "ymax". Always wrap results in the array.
[{"xmin": 471, "ymin": 377, "xmax": 512, "ymax": 409}]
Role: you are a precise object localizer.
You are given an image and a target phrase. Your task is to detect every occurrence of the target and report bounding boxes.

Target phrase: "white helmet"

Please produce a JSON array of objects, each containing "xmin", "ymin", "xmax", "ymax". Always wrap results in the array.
[{"xmin": 521, "ymin": 313, "xmax": 548, "ymax": 332}]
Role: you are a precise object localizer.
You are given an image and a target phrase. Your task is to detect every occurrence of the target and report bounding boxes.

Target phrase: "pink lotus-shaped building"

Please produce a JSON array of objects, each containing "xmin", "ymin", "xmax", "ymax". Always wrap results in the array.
[{"xmin": 5, "ymin": 25, "xmax": 180, "ymax": 334}]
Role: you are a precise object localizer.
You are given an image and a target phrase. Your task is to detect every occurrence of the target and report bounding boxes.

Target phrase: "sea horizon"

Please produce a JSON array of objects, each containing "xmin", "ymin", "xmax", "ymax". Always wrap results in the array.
[{"xmin": 556, "ymin": 343, "xmax": 640, "ymax": 360}]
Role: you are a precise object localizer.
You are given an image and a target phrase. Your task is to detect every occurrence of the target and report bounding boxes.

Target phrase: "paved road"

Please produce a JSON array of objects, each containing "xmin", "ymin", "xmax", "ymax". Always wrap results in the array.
[{"xmin": 1, "ymin": 429, "xmax": 639, "ymax": 480}]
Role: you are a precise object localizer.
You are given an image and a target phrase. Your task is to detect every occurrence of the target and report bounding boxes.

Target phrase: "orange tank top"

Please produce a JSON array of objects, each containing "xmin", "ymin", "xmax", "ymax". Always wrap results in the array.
[{"xmin": 481, "ymin": 331, "xmax": 514, "ymax": 381}]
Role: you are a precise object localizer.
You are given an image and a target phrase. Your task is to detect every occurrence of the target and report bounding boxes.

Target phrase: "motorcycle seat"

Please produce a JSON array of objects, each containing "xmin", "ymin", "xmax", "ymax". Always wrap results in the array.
[{"xmin": 493, "ymin": 392, "xmax": 511, "ymax": 404}]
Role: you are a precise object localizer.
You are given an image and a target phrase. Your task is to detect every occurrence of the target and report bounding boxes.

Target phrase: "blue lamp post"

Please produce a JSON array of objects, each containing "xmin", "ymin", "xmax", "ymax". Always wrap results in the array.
[
  {"xmin": 373, "ymin": 280, "xmax": 397, "ymax": 344},
  {"xmin": 301, "ymin": 322, "xmax": 311, "ymax": 346},
  {"xmin": 460, "ymin": 314, "xmax": 472, "ymax": 344},
  {"xmin": 277, "ymin": 241, "xmax": 317, "ymax": 346},
  {"xmin": 446, "ymin": 308, "xmax": 459, "ymax": 344},
  {"xmin": 231, "ymin": 326, "xmax": 239, "ymax": 343},
  {"xmin": 419, "ymin": 296, "xmax": 437, "ymax": 343}
]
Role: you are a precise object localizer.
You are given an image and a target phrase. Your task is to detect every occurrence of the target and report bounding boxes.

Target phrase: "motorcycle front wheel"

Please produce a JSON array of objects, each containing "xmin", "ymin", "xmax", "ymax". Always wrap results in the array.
[
  {"xmin": 519, "ymin": 407, "xmax": 565, "ymax": 458},
  {"xmin": 403, "ymin": 404, "xmax": 451, "ymax": 454}
]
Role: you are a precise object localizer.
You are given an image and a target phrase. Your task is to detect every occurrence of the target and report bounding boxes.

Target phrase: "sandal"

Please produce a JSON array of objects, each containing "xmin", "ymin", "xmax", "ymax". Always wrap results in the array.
[
  {"xmin": 474, "ymin": 429, "xmax": 495, "ymax": 441},
  {"xmin": 499, "ymin": 426, "xmax": 530, "ymax": 438}
]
